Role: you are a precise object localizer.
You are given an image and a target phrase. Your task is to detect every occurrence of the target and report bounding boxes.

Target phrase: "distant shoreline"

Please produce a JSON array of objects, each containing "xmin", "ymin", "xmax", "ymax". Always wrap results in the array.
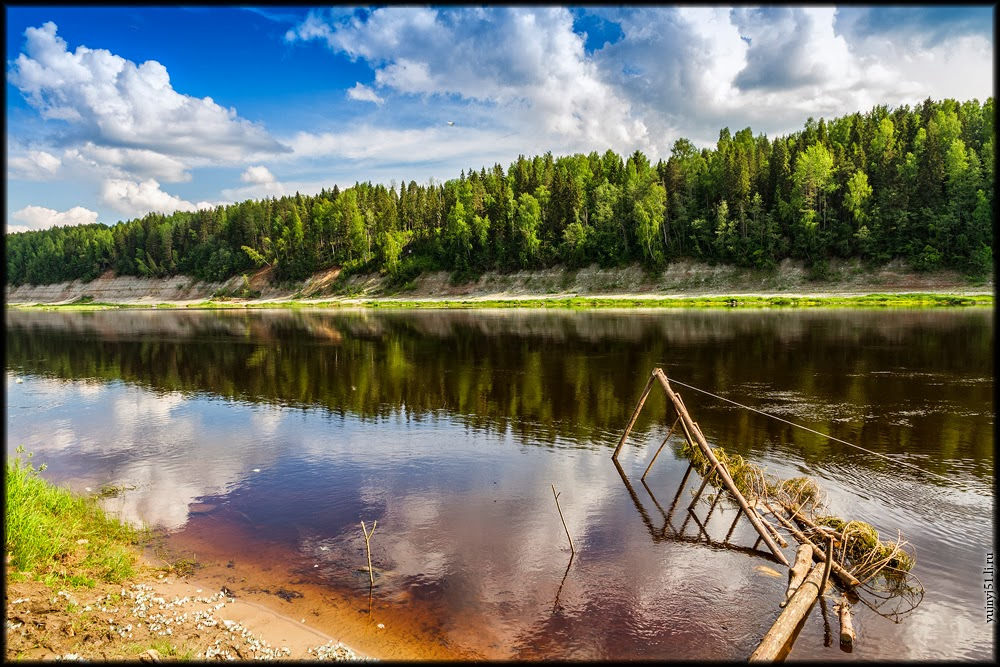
[
  {"xmin": 6, "ymin": 291, "xmax": 993, "ymax": 311},
  {"xmin": 5, "ymin": 259, "xmax": 992, "ymax": 310}
]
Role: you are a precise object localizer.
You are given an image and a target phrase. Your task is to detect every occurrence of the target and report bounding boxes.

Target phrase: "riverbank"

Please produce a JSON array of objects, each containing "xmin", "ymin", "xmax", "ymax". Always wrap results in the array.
[
  {"xmin": 4, "ymin": 451, "xmax": 368, "ymax": 662},
  {"xmin": 5, "ymin": 258, "xmax": 993, "ymax": 309}
]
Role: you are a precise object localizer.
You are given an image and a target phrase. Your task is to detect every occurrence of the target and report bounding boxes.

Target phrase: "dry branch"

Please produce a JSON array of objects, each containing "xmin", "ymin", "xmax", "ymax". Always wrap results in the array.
[
  {"xmin": 361, "ymin": 520, "xmax": 377, "ymax": 588},
  {"xmin": 552, "ymin": 485, "xmax": 575, "ymax": 554}
]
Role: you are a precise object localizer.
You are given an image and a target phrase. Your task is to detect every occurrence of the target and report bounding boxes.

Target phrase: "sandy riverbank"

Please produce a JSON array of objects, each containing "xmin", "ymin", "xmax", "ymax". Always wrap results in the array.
[
  {"xmin": 5, "ymin": 259, "xmax": 992, "ymax": 308},
  {"xmin": 5, "ymin": 560, "xmax": 368, "ymax": 661}
]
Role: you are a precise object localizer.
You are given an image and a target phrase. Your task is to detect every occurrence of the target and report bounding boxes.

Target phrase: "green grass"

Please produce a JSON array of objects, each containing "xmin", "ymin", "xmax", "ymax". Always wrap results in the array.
[
  {"xmin": 348, "ymin": 293, "xmax": 993, "ymax": 309},
  {"xmin": 5, "ymin": 447, "xmax": 144, "ymax": 587},
  {"xmin": 7, "ymin": 292, "xmax": 992, "ymax": 311}
]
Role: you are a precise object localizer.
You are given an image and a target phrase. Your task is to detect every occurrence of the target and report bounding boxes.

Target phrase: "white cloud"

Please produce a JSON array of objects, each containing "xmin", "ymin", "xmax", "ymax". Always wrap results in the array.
[
  {"xmin": 10, "ymin": 205, "xmax": 99, "ymax": 233},
  {"xmin": 224, "ymin": 166, "xmax": 285, "ymax": 200},
  {"xmin": 100, "ymin": 178, "xmax": 198, "ymax": 217},
  {"xmin": 7, "ymin": 21, "xmax": 289, "ymax": 174},
  {"xmin": 346, "ymin": 82, "xmax": 384, "ymax": 105},
  {"xmin": 221, "ymin": 181, "xmax": 286, "ymax": 202},
  {"xmin": 588, "ymin": 7, "xmax": 983, "ymax": 149},
  {"xmin": 7, "ymin": 149, "xmax": 62, "ymax": 180},
  {"xmin": 289, "ymin": 7, "xmax": 648, "ymax": 154},
  {"xmin": 288, "ymin": 124, "xmax": 526, "ymax": 165},
  {"xmin": 240, "ymin": 165, "xmax": 277, "ymax": 184},
  {"xmin": 75, "ymin": 143, "xmax": 192, "ymax": 183}
]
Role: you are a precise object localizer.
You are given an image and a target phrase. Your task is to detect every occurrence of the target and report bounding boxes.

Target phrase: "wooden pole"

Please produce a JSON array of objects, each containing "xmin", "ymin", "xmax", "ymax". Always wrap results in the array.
[
  {"xmin": 836, "ymin": 596, "xmax": 856, "ymax": 647},
  {"xmin": 642, "ymin": 417, "xmax": 680, "ymax": 479},
  {"xmin": 782, "ymin": 544, "xmax": 813, "ymax": 608},
  {"xmin": 819, "ymin": 534, "xmax": 835, "ymax": 595},
  {"xmin": 655, "ymin": 369, "xmax": 789, "ymax": 567},
  {"xmin": 757, "ymin": 509, "xmax": 790, "ymax": 548},
  {"xmin": 764, "ymin": 502, "xmax": 860, "ymax": 588},
  {"xmin": 612, "ymin": 371, "xmax": 657, "ymax": 460},
  {"xmin": 749, "ymin": 563, "xmax": 825, "ymax": 662},
  {"xmin": 551, "ymin": 485, "xmax": 576, "ymax": 554},
  {"xmin": 361, "ymin": 520, "xmax": 377, "ymax": 588}
]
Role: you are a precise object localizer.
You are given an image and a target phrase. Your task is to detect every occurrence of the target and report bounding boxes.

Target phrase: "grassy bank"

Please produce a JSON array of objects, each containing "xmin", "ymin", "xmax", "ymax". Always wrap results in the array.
[
  {"xmin": 352, "ymin": 293, "xmax": 993, "ymax": 309},
  {"xmin": 5, "ymin": 447, "xmax": 143, "ymax": 588},
  {"xmin": 6, "ymin": 291, "xmax": 993, "ymax": 311}
]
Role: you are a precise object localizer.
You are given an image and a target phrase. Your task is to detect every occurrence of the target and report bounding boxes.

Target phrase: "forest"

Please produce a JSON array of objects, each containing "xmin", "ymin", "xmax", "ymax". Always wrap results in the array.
[{"xmin": 5, "ymin": 97, "xmax": 994, "ymax": 288}]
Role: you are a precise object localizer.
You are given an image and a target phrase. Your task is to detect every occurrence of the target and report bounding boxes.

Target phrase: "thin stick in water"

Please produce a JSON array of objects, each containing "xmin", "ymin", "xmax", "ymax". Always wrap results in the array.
[
  {"xmin": 551, "ymin": 485, "xmax": 576, "ymax": 554},
  {"xmin": 361, "ymin": 520, "xmax": 377, "ymax": 588}
]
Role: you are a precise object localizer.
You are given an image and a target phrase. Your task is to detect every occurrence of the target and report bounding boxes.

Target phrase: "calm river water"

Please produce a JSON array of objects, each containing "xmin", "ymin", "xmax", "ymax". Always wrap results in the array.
[{"xmin": 5, "ymin": 307, "xmax": 994, "ymax": 660}]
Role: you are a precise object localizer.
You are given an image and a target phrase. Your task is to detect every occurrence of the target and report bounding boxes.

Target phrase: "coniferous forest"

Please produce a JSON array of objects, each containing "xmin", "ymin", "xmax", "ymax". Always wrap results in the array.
[{"xmin": 5, "ymin": 98, "xmax": 994, "ymax": 288}]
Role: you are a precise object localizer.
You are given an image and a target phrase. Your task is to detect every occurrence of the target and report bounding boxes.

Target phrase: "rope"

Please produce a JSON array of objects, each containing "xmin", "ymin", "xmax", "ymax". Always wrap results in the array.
[{"xmin": 666, "ymin": 377, "xmax": 979, "ymax": 493}]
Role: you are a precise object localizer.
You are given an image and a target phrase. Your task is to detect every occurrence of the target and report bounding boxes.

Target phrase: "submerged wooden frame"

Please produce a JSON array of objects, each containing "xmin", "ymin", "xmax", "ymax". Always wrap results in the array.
[{"xmin": 613, "ymin": 367, "xmax": 790, "ymax": 567}]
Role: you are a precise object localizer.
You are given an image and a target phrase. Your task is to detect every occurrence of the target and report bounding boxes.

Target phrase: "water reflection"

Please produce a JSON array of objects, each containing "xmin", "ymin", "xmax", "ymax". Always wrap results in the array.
[{"xmin": 4, "ymin": 308, "xmax": 994, "ymax": 661}]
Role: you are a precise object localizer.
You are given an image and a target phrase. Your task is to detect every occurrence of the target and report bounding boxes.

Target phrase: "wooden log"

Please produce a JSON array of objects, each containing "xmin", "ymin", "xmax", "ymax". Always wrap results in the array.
[
  {"xmin": 749, "ymin": 563, "xmax": 825, "ymax": 662},
  {"xmin": 642, "ymin": 417, "xmax": 680, "ymax": 480},
  {"xmin": 757, "ymin": 509, "xmax": 789, "ymax": 548},
  {"xmin": 612, "ymin": 371, "xmax": 657, "ymax": 460},
  {"xmin": 656, "ymin": 370, "xmax": 789, "ymax": 567},
  {"xmin": 819, "ymin": 534, "xmax": 834, "ymax": 595},
  {"xmin": 782, "ymin": 544, "xmax": 813, "ymax": 607},
  {"xmin": 837, "ymin": 596, "xmax": 856, "ymax": 646},
  {"xmin": 764, "ymin": 502, "xmax": 860, "ymax": 589}
]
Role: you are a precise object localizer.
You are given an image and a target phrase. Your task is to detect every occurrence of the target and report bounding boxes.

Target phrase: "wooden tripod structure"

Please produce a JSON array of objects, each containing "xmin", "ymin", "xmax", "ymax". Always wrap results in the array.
[{"xmin": 612, "ymin": 367, "xmax": 790, "ymax": 568}]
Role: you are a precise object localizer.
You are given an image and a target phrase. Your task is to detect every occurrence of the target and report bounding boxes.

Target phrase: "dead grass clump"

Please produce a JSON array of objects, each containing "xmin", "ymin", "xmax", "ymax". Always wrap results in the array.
[{"xmin": 815, "ymin": 515, "xmax": 915, "ymax": 577}]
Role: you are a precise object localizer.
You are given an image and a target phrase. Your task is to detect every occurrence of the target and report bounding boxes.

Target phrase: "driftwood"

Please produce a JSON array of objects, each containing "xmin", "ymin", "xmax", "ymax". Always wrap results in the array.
[
  {"xmin": 749, "ymin": 563, "xmax": 825, "ymax": 662},
  {"xmin": 764, "ymin": 501, "xmax": 860, "ymax": 588},
  {"xmin": 837, "ymin": 596, "xmax": 856, "ymax": 646},
  {"xmin": 782, "ymin": 544, "xmax": 813, "ymax": 607}
]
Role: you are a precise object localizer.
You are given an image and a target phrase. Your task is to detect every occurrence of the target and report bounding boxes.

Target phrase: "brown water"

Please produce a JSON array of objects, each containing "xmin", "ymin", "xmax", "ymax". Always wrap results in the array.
[{"xmin": 5, "ymin": 308, "xmax": 994, "ymax": 660}]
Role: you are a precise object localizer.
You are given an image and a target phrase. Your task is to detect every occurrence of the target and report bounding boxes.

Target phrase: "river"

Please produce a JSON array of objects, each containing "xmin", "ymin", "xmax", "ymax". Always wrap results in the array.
[{"xmin": 5, "ymin": 307, "xmax": 994, "ymax": 660}]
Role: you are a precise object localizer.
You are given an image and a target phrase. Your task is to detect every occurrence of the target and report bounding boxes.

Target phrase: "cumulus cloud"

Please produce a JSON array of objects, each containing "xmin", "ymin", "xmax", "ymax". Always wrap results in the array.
[
  {"xmin": 288, "ymin": 124, "xmax": 527, "ymax": 166},
  {"xmin": 288, "ymin": 7, "xmax": 648, "ymax": 153},
  {"xmin": 7, "ymin": 149, "xmax": 62, "ymax": 180},
  {"xmin": 240, "ymin": 165, "xmax": 277, "ymax": 184},
  {"xmin": 9, "ymin": 205, "xmax": 99, "ymax": 233},
  {"xmin": 7, "ymin": 21, "xmax": 290, "ymax": 173},
  {"xmin": 99, "ymin": 178, "xmax": 222, "ymax": 217},
  {"xmin": 733, "ymin": 8, "xmax": 844, "ymax": 91},
  {"xmin": 347, "ymin": 82, "xmax": 384, "ymax": 105},
  {"xmin": 74, "ymin": 143, "xmax": 192, "ymax": 182},
  {"xmin": 290, "ymin": 6, "xmax": 992, "ymax": 158},
  {"xmin": 589, "ymin": 6, "xmax": 977, "ymax": 148}
]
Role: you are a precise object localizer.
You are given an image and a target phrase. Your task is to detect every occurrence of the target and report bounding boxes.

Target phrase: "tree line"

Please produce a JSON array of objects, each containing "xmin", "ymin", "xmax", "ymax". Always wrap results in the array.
[{"xmin": 6, "ymin": 97, "xmax": 993, "ymax": 287}]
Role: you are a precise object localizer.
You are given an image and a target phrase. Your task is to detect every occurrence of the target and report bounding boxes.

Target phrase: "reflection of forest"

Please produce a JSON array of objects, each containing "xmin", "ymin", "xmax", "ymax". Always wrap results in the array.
[{"xmin": 6, "ymin": 309, "xmax": 993, "ymax": 480}]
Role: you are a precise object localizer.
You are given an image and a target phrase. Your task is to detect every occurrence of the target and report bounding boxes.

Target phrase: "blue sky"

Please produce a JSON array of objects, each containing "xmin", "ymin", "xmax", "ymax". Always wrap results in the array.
[{"xmin": 5, "ymin": 5, "xmax": 994, "ymax": 232}]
